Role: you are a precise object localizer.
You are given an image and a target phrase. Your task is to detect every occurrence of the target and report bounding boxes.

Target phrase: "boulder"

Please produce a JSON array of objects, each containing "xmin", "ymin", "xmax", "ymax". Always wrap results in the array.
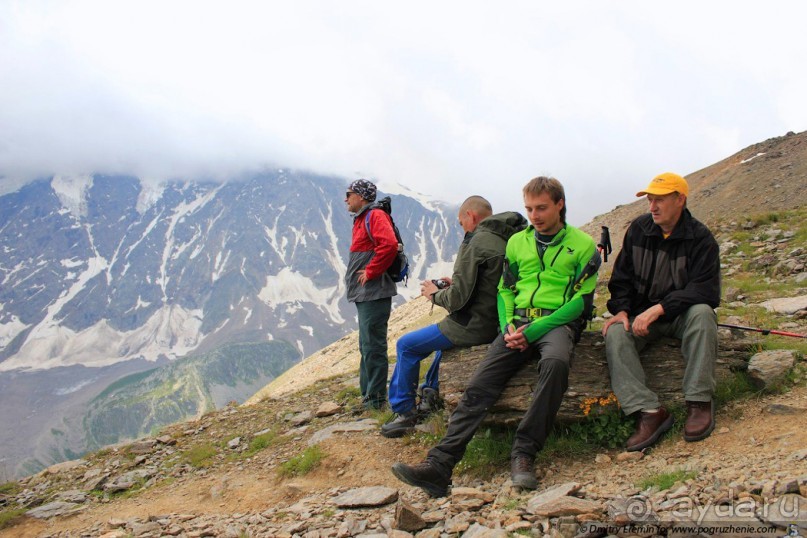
[
  {"xmin": 439, "ymin": 332, "xmax": 750, "ymax": 423},
  {"xmin": 747, "ymin": 349, "xmax": 797, "ymax": 389}
]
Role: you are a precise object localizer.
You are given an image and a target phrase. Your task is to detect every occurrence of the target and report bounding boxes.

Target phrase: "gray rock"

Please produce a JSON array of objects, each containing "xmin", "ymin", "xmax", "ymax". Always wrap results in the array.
[
  {"xmin": 333, "ymin": 486, "xmax": 398, "ymax": 508},
  {"xmin": 103, "ymin": 468, "xmax": 156, "ymax": 493},
  {"xmin": 130, "ymin": 521, "xmax": 162, "ymax": 536},
  {"xmin": 338, "ymin": 517, "xmax": 368, "ymax": 537},
  {"xmin": 290, "ymin": 411, "xmax": 314, "ymax": 426},
  {"xmin": 43, "ymin": 458, "xmax": 88, "ymax": 475},
  {"xmin": 316, "ymin": 401, "xmax": 343, "ymax": 417},
  {"xmin": 84, "ymin": 472, "xmax": 110, "ymax": 491},
  {"xmin": 446, "ymin": 514, "xmax": 473, "ymax": 533},
  {"xmin": 394, "ymin": 501, "xmax": 426, "ymax": 532},
  {"xmin": 462, "ymin": 522, "xmax": 508, "ymax": 538},
  {"xmin": 127, "ymin": 439, "xmax": 157, "ymax": 455},
  {"xmin": 526, "ymin": 482, "xmax": 582, "ymax": 514},
  {"xmin": 451, "ymin": 487, "xmax": 495, "ymax": 504},
  {"xmin": 308, "ymin": 419, "xmax": 378, "ymax": 446},
  {"xmin": 748, "ymin": 350, "xmax": 797, "ymax": 389},
  {"xmin": 528, "ymin": 495, "xmax": 602, "ymax": 517},
  {"xmin": 54, "ymin": 490, "xmax": 88, "ymax": 503},
  {"xmin": 757, "ymin": 494, "xmax": 807, "ymax": 531},
  {"xmin": 227, "ymin": 437, "xmax": 242, "ymax": 449},
  {"xmin": 758, "ymin": 295, "xmax": 807, "ymax": 314},
  {"xmin": 767, "ymin": 404, "xmax": 806, "ymax": 415},
  {"xmin": 27, "ymin": 501, "xmax": 87, "ymax": 519},
  {"xmin": 616, "ymin": 451, "xmax": 644, "ymax": 462}
]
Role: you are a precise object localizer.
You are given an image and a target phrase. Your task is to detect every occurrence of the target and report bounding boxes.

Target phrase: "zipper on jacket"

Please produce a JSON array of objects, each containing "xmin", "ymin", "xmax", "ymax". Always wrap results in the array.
[
  {"xmin": 528, "ymin": 273, "xmax": 542, "ymax": 307},
  {"xmin": 549, "ymin": 246, "xmax": 563, "ymax": 267}
]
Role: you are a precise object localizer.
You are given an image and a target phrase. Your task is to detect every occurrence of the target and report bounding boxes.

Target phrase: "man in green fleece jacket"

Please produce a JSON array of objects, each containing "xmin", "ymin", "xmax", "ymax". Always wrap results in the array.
[
  {"xmin": 381, "ymin": 196, "xmax": 526, "ymax": 438},
  {"xmin": 391, "ymin": 176, "xmax": 599, "ymax": 497}
]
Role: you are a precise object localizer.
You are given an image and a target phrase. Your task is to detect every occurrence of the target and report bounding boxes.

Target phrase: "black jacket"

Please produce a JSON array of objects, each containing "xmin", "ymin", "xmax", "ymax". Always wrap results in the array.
[{"xmin": 606, "ymin": 209, "xmax": 720, "ymax": 321}]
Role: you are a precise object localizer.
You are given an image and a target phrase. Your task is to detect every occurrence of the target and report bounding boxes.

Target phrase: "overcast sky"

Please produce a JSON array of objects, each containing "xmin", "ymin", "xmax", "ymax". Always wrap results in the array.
[{"xmin": 2, "ymin": 1, "xmax": 806, "ymax": 224}]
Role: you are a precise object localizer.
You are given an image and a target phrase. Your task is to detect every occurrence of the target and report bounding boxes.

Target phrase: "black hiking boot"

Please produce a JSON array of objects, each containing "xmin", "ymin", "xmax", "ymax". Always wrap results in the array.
[
  {"xmin": 416, "ymin": 387, "xmax": 443, "ymax": 417},
  {"xmin": 391, "ymin": 461, "xmax": 450, "ymax": 498},
  {"xmin": 510, "ymin": 454, "xmax": 538, "ymax": 490},
  {"xmin": 380, "ymin": 409, "xmax": 418, "ymax": 438}
]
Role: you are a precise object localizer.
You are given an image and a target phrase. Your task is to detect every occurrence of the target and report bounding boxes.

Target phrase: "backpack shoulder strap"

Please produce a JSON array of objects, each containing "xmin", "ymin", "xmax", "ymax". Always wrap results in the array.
[{"xmin": 364, "ymin": 210, "xmax": 376, "ymax": 245}]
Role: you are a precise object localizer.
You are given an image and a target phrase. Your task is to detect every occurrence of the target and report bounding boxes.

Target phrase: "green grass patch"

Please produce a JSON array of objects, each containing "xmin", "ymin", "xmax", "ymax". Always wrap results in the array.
[
  {"xmin": 369, "ymin": 407, "xmax": 395, "ymax": 425},
  {"xmin": 455, "ymin": 427, "xmax": 514, "ymax": 478},
  {"xmin": 235, "ymin": 427, "xmax": 284, "ymax": 459},
  {"xmin": 535, "ymin": 432, "xmax": 595, "ymax": 465},
  {"xmin": 0, "ymin": 482, "xmax": 20, "ymax": 495},
  {"xmin": 182, "ymin": 443, "xmax": 218, "ymax": 468},
  {"xmin": 714, "ymin": 371, "xmax": 758, "ymax": 406},
  {"xmin": 638, "ymin": 469, "xmax": 698, "ymax": 491},
  {"xmin": 334, "ymin": 386, "xmax": 362, "ymax": 410},
  {"xmin": 0, "ymin": 508, "xmax": 27, "ymax": 530},
  {"xmin": 279, "ymin": 446, "xmax": 325, "ymax": 477}
]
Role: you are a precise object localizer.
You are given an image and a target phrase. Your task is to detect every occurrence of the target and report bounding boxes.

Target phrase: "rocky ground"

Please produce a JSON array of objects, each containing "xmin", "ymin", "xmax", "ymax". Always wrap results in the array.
[
  {"xmin": 2, "ymin": 375, "xmax": 806, "ymax": 538},
  {"xmin": 1, "ymin": 211, "xmax": 806, "ymax": 538}
]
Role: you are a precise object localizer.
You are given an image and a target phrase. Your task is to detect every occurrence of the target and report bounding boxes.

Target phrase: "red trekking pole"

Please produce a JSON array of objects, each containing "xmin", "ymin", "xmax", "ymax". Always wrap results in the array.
[{"xmin": 718, "ymin": 323, "xmax": 807, "ymax": 339}]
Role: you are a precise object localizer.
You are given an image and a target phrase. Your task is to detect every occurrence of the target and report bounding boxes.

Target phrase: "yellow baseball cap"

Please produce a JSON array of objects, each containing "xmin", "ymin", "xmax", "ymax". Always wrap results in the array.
[{"xmin": 636, "ymin": 172, "xmax": 689, "ymax": 197}]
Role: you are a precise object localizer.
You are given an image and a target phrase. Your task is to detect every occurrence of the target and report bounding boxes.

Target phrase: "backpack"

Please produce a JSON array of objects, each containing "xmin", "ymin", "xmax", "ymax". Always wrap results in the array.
[{"xmin": 364, "ymin": 196, "xmax": 410, "ymax": 284}]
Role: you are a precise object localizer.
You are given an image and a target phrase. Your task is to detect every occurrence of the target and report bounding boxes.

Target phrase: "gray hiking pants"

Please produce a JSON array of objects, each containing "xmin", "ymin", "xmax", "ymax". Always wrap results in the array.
[{"xmin": 605, "ymin": 304, "xmax": 717, "ymax": 415}]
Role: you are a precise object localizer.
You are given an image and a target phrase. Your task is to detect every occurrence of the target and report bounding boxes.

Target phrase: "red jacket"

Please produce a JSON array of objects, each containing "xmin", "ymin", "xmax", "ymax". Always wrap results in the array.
[{"xmin": 350, "ymin": 208, "xmax": 398, "ymax": 281}]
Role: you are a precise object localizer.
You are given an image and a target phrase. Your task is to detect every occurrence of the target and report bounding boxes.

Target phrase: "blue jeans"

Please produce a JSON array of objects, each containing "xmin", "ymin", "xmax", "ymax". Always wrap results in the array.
[{"xmin": 388, "ymin": 324, "xmax": 454, "ymax": 414}]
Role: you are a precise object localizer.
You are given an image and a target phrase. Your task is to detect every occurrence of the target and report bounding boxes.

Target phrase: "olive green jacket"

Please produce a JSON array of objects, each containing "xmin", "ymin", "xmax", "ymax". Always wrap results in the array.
[{"xmin": 433, "ymin": 211, "xmax": 527, "ymax": 346}]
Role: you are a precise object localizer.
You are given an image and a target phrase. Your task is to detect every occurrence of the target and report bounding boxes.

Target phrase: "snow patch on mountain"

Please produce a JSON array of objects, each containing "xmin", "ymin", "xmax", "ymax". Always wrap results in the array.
[
  {"xmin": 1, "ymin": 304, "xmax": 204, "ymax": 371},
  {"xmin": 377, "ymin": 181, "xmax": 442, "ymax": 211},
  {"xmin": 136, "ymin": 180, "xmax": 165, "ymax": 214},
  {"xmin": 258, "ymin": 267, "xmax": 344, "ymax": 324},
  {"xmin": 0, "ymin": 315, "xmax": 28, "ymax": 348},
  {"xmin": 51, "ymin": 175, "xmax": 93, "ymax": 217}
]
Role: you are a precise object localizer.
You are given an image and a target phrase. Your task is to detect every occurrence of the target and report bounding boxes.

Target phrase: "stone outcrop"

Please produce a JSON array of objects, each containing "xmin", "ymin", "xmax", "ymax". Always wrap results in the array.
[{"xmin": 439, "ymin": 331, "xmax": 751, "ymax": 423}]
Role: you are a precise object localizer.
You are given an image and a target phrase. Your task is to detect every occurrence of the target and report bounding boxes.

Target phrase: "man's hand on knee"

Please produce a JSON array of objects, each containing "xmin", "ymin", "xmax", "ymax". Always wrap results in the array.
[
  {"xmin": 631, "ymin": 304, "xmax": 664, "ymax": 337},
  {"xmin": 602, "ymin": 311, "xmax": 630, "ymax": 337}
]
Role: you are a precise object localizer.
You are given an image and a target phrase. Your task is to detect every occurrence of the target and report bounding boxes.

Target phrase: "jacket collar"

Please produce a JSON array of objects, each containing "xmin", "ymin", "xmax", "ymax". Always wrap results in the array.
[
  {"xmin": 528, "ymin": 223, "xmax": 568, "ymax": 246},
  {"xmin": 638, "ymin": 208, "xmax": 695, "ymax": 240}
]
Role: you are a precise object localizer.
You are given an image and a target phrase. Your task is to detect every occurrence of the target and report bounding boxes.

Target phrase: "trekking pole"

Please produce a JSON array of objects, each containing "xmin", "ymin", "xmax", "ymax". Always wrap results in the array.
[
  {"xmin": 598, "ymin": 226, "xmax": 612, "ymax": 262},
  {"xmin": 718, "ymin": 323, "xmax": 807, "ymax": 339}
]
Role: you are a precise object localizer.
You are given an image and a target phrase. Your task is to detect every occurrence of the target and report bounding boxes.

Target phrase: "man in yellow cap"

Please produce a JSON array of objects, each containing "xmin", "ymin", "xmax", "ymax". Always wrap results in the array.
[{"xmin": 602, "ymin": 172, "xmax": 721, "ymax": 451}]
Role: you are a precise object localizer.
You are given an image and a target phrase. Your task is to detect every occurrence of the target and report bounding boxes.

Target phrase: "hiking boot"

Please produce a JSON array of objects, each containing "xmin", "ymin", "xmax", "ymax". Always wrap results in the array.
[
  {"xmin": 683, "ymin": 400, "xmax": 715, "ymax": 442},
  {"xmin": 416, "ymin": 387, "xmax": 443, "ymax": 417},
  {"xmin": 348, "ymin": 396, "xmax": 371, "ymax": 416},
  {"xmin": 391, "ymin": 461, "xmax": 450, "ymax": 498},
  {"xmin": 510, "ymin": 455, "xmax": 538, "ymax": 490},
  {"xmin": 380, "ymin": 409, "xmax": 418, "ymax": 438},
  {"xmin": 626, "ymin": 407, "xmax": 674, "ymax": 451}
]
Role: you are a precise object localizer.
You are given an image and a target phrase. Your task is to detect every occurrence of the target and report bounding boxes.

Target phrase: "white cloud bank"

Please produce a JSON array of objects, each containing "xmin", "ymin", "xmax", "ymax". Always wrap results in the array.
[{"xmin": 1, "ymin": 1, "xmax": 806, "ymax": 224}]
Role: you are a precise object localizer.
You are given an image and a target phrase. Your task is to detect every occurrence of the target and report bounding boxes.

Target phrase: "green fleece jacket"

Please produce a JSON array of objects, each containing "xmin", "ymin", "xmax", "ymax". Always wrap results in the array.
[{"xmin": 498, "ymin": 223, "xmax": 598, "ymax": 344}]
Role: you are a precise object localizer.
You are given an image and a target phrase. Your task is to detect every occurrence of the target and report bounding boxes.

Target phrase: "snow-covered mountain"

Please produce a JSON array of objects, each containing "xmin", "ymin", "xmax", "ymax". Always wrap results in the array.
[
  {"xmin": 0, "ymin": 170, "xmax": 462, "ymax": 477},
  {"xmin": 0, "ymin": 170, "xmax": 460, "ymax": 370}
]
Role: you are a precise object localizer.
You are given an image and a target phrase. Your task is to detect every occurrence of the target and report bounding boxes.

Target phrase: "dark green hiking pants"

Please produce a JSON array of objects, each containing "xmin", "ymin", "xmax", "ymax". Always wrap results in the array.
[{"xmin": 356, "ymin": 297, "xmax": 392, "ymax": 408}]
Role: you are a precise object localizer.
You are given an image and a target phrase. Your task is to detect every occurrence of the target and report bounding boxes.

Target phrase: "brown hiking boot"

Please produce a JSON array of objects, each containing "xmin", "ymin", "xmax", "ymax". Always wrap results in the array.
[
  {"xmin": 510, "ymin": 455, "xmax": 538, "ymax": 490},
  {"xmin": 683, "ymin": 400, "xmax": 715, "ymax": 442},
  {"xmin": 391, "ymin": 461, "xmax": 450, "ymax": 498},
  {"xmin": 626, "ymin": 407, "xmax": 674, "ymax": 451}
]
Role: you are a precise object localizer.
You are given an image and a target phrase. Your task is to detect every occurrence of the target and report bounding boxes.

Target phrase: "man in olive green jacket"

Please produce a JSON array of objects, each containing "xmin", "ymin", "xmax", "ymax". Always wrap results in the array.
[{"xmin": 381, "ymin": 196, "xmax": 526, "ymax": 437}]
